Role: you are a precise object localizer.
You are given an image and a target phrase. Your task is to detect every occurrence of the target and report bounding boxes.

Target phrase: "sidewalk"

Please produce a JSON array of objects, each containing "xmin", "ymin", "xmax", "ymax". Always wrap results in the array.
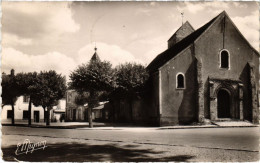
[
  {"xmin": 1, "ymin": 122, "xmax": 110, "ymax": 129},
  {"xmin": 2, "ymin": 121, "xmax": 258, "ymax": 130}
]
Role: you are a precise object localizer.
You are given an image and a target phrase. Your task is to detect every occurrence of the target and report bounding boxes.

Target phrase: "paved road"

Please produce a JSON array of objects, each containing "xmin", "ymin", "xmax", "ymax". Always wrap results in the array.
[{"xmin": 1, "ymin": 126, "xmax": 259, "ymax": 161}]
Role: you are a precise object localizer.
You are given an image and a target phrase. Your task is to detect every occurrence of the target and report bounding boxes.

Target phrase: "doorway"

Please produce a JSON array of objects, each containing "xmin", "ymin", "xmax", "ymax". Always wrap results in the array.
[
  {"xmin": 73, "ymin": 109, "xmax": 76, "ymax": 121},
  {"xmin": 34, "ymin": 111, "xmax": 40, "ymax": 123},
  {"xmin": 217, "ymin": 89, "xmax": 231, "ymax": 118}
]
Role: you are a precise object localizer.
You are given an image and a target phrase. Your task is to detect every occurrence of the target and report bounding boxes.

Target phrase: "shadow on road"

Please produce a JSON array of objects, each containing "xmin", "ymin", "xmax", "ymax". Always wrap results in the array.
[{"xmin": 2, "ymin": 142, "xmax": 195, "ymax": 162}]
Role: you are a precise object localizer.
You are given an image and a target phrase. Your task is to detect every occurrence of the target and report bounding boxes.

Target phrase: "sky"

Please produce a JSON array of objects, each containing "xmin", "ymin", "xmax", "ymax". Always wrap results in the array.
[{"xmin": 2, "ymin": 1, "xmax": 259, "ymax": 81}]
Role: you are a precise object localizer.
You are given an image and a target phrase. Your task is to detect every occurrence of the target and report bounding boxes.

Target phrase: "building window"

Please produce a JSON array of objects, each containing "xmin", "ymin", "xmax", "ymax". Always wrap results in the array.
[
  {"xmin": 7, "ymin": 110, "xmax": 13, "ymax": 119},
  {"xmin": 176, "ymin": 73, "xmax": 185, "ymax": 89},
  {"xmin": 220, "ymin": 50, "xmax": 229, "ymax": 69},
  {"xmin": 23, "ymin": 96, "xmax": 30, "ymax": 103},
  {"xmin": 23, "ymin": 111, "xmax": 29, "ymax": 119}
]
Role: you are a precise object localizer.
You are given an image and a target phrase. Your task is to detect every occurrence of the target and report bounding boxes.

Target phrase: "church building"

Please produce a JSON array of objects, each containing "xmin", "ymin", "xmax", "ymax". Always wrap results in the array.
[{"xmin": 146, "ymin": 11, "xmax": 259, "ymax": 126}]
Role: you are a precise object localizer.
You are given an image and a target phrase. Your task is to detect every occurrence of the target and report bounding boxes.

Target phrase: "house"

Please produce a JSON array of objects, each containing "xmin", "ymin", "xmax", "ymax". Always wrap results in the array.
[
  {"xmin": 1, "ymin": 95, "xmax": 45, "ymax": 123},
  {"xmin": 1, "ymin": 95, "xmax": 66, "ymax": 124},
  {"xmin": 65, "ymin": 89, "xmax": 86, "ymax": 122},
  {"xmin": 146, "ymin": 11, "xmax": 259, "ymax": 126},
  {"xmin": 50, "ymin": 99, "xmax": 66, "ymax": 122},
  {"xmin": 1, "ymin": 70, "xmax": 66, "ymax": 124},
  {"xmin": 65, "ymin": 89, "xmax": 110, "ymax": 122},
  {"xmin": 2, "ymin": 96, "xmax": 66, "ymax": 124}
]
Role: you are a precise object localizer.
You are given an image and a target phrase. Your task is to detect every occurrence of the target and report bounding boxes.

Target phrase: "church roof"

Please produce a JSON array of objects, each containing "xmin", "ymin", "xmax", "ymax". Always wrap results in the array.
[
  {"xmin": 147, "ymin": 12, "xmax": 221, "ymax": 73},
  {"xmin": 167, "ymin": 21, "xmax": 195, "ymax": 42},
  {"xmin": 90, "ymin": 47, "xmax": 101, "ymax": 62},
  {"xmin": 146, "ymin": 11, "xmax": 259, "ymax": 73}
]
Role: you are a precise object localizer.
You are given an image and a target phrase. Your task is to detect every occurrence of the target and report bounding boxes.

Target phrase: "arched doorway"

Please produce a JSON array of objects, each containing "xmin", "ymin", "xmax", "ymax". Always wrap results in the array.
[{"xmin": 217, "ymin": 89, "xmax": 231, "ymax": 118}]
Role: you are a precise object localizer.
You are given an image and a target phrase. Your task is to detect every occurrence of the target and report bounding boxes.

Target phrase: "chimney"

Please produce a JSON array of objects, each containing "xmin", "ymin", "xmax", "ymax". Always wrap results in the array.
[{"xmin": 10, "ymin": 69, "xmax": 15, "ymax": 76}]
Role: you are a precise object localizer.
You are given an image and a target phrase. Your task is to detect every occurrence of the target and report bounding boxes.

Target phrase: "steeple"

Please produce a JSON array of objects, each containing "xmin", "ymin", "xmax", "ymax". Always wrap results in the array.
[
  {"xmin": 167, "ymin": 21, "xmax": 195, "ymax": 49},
  {"xmin": 90, "ymin": 46, "xmax": 101, "ymax": 62},
  {"xmin": 181, "ymin": 12, "xmax": 184, "ymax": 25}
]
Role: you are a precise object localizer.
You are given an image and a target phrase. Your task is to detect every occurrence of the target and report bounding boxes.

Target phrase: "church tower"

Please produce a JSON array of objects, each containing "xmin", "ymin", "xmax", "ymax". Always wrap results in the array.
[
  {"xmin": 167, "ymin": 21, "xmax": 194, "ymax": 49},
  {"xmin": 90, "ymin": 46, "xmax": 101, "ymax": 62}
]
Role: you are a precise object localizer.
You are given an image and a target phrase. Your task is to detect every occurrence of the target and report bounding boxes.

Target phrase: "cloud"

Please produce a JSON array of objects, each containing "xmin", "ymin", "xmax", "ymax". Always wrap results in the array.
[
  {"xmin": 181, "ymin": 2, "xmax": 205, "ymax": 14},
  {"xmin": 2, "ymin": 33, "xmax": 33, "ymax": 46},
  {"xmin": 233, "ymin": 2, "xmax": 248, "ymax": 8},
  {"xmin": 77, "ymin": 42, "xmax": 144, "ymax": 66},
  {"xmin": 2, "ymin": 2, "xmax": 79, "ymax": 40},
  {"xmin": 232, "ymin": 10, "xmax": 259, "ymax": 50},
  {"xmin": 150, "ymin": 2, "xmax": 156, "ymax": 6},
  {"xmin": 133, "ymin": 36, "xmax": 167, "ymax": 65},
  {"xmin": 2, "ymin": 43, "xmax": 144, "ymax": 82},
  {"xmin": 2, "ymin": 48, "xmax": 77, "ymax": 80},
  {"xmin": 48, "ymin": 3, "xmax": 80, "ymax": 34},
  {"xmin": 177, "ymin": 2, "xmax": 230, "ymax": 15},
  {"xmin": 143, "ymin": 44, "xmax": 166, "ymax": 65}
]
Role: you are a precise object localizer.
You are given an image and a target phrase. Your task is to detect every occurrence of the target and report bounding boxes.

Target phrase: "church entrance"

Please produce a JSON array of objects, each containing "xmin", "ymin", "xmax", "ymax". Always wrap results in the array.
[{"xmin": 217, "ymin": 89, "xmax": 231, "ymax": 118}]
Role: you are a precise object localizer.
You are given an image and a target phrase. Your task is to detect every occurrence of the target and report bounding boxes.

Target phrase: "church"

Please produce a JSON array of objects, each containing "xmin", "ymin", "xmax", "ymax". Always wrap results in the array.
[{"xmin": 146, "ymin": 11, "xmax": 259, "ymax": 126}]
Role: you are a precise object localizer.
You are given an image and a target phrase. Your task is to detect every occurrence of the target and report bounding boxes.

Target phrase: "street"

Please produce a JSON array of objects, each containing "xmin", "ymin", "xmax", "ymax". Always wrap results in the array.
[{"xmin": 1, "ymin": 126, "xmax": 259, "ymax": 162}]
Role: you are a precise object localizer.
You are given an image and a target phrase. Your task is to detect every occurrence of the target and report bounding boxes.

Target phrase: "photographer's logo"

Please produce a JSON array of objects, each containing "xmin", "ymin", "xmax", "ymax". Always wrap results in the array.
[{"xmin": 15, "ymin": 139, "xmax": 47, "ymax": 155}]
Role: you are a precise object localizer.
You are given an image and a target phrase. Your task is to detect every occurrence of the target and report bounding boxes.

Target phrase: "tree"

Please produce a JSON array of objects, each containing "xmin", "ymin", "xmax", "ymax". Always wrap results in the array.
[
  {"xmin": 75, "ymin": 92, "xmax": 89, "ymax": 106},
  {"xmin": 113, "ymin": 63, "xmax": 149, "ymax": 121},
  {"xmin": 16, "ymin": 72, "xmax": 38, "ymax": 126},
  {"xmin": 70, "ymin": 59, "xmax": 114, "ymax": 128},
  {"xmin": 2, "ymin": 71, "xmax": 19, "ymax": 125},
  {"xmin": 32, "ymin": 70, "xmax": 66, "ymax": 126}
]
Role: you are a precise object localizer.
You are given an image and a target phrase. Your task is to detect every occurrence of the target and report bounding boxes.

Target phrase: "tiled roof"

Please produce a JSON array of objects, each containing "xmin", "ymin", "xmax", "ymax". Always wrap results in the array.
[
  {"xmin": 167, "ymin": 21, "xmax": 195, "ymax": 42},
  {"xmin": 147, "ymin": 11, "xmax": 224, "ymax": 73}
]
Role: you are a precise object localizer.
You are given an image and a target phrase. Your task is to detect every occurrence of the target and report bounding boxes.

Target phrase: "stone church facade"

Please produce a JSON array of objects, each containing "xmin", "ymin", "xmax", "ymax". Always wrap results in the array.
[{"xmin": 146, "ymin": 11, "xmax": 259, "ymax": 126}]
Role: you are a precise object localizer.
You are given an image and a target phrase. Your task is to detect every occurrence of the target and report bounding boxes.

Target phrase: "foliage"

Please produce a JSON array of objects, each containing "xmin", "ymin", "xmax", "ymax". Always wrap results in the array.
[
  {"xmin": 15, "ymin": 72, "xmax": 38, "ymax": 97},
  {"xmin": 70, "ymin": 60, "xmax": 114, "ymax": 93},
  {"xmin": 15, "ymin": 72, "xmax": 38, "ymax": 125},
  {"xmin": 33, "ymin": 70, "xmax": 66, "ymax": 109},
  {"xmin": 113, "ymin": 63, "xmax": 149, "ymax": 99},
  {"xmin": 75, "ymin": 92, "xmax": 89, "ymax": 106},
  {"xmin": 2, "ymin": 73, "xmax": 20, "ymax": 125},
  {"xmin": 1, "ymin": 74, "xmax": 19, "ymax": 106},
  {"xmin": 69, "ymin": 60, "xmax": 114, "ymax": 106}
]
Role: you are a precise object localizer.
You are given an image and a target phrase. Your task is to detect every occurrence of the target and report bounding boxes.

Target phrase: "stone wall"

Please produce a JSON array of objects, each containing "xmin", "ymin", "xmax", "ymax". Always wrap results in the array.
[
  {"xmin": 159, "ymin": 46, "xmax": 197, "ymax": 126},
  {"xmin": 194, "ymin": 13, "xmax": 259, "ymax": 123},
  {"xmin": 111, "ymin": 98, "xmax": 151, "ymax": 125}
]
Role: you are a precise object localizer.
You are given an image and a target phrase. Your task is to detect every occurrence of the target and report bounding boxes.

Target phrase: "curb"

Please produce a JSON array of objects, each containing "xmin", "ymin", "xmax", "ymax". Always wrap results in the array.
[
  {"xmin": 2, "ymin": 124, "xmax": 259, "ymax": 130},
  {"xmin": 159, "ymin": 125, "xmax": 259, "ymax": 130}
]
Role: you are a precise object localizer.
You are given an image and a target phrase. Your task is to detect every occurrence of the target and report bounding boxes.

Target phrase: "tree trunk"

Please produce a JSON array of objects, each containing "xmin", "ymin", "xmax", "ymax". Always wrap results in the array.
[
  {"xmin": 43, "ymin": 108, "xmax": 47, "ymax": 122},
  {"xmin": 88, "ymin": 90, "xmax": 96, "ymax": 128},
  {"xmin": 46, "ymin": 108, "xmax": 50, "ymax": 126},
  {"xmin": 28, "ymin": 98, "xmax": 32, "ymax": 125},
  {"xmin": 129, "ymin": 99, "xmax": 133, "ymax": 122},
  {"xmin": 11, "ymin": 104, "xmax": 15, "ymax": 125},
  {"xmin": 43, "ymin": 107, "xmax": 46, "ymax": 122},
  {"xmin": 88, "ymin": 107, "xmax": 93, "ymax": 128}
]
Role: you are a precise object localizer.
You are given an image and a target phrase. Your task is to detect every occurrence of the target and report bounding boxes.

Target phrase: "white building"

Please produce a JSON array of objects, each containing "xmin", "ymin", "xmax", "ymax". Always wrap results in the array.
[
  {"xmin": 51, "ymin": 99, "xmax": 66, "ymax": 122},
  {"xmin": 1, "ymin": 96, "xmax": 44, "ymax": 123},
  {"xmin": 1, "ymin": 95, "xmax": 66, "ymax": 124}
]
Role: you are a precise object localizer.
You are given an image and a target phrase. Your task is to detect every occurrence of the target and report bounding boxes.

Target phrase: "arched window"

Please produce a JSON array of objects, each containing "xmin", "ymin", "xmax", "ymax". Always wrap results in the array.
[
  {"xmin": 220, "ymin": 50, "xmax": 229, "ymax": 68},
  {"xmin": 177, "ymin": 73, "xmax": 185, "ymax": 89}
]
